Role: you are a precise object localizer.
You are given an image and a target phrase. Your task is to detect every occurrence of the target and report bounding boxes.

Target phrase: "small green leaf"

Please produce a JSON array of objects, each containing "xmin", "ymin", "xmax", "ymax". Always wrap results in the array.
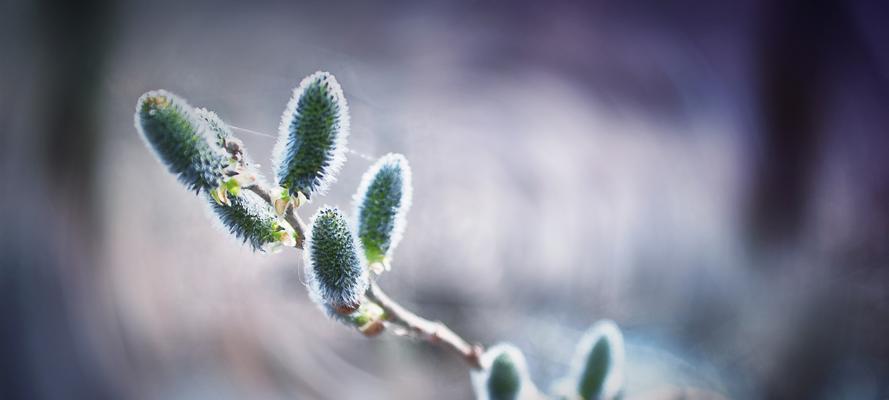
[
  {"xmin": 224, "ymin": 177, "xmax": 241, "ymax": 197},
  {"xmin": 349, "ymin": 302, "xmax": 385, "ymax": 327}
]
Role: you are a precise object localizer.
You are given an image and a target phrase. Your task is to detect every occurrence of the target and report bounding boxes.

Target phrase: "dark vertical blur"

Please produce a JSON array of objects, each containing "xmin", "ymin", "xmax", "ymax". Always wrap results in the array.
[
  {"xmin": 747, "ymin": 0, "xmax": 831, "ymax": 249},
  {"xmin": 749, "ymin": 1, "xmax": 889, "ymax": 397},
  {"xmin": 0, "ymin": 0, "xmax": 117, "ymax": 398},
  {"xmin": 38, "ymin": 0, "xmax": 114, "ymax": 223}
]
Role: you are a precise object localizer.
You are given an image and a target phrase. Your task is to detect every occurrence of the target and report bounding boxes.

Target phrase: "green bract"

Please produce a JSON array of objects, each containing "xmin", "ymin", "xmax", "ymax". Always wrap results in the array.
[
  {"xmin": 354, "ymin": 153, "xmax": 412, "ymax": 267},
  {"xmin": 208, "ymin": 189, "xmax": 294, "ymax": 252},
  {"xmin": 472, "ymin": 344, "xmax": 536, "ymax": 400},
  {"xmin": 135, "ymin": 90, "xmax": 230, "ymax": 192},
  {"xmin": 304, "ymin": 207, "xmax": 368, "ymax": 312},
  {"xmin": 274, "ymin": 71, "xmax": 349, "ymax": 200}
]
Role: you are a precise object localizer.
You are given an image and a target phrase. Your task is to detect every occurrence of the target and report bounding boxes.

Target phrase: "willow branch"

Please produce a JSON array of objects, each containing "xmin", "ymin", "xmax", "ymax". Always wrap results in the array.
[
  {"xmin": 222, "ymin": 139, "xmax": 308, "ymax": 249},
  {"xmin": 244, "ymin": 183, "xmax": 307, "ymax": 249},
  {"xmin": 367, "ymin": 281, "xmax": 483, "ymax": 369},
  {"xmin": 246, "ymin": 184, "xmax": 481, "ymax": 369}
]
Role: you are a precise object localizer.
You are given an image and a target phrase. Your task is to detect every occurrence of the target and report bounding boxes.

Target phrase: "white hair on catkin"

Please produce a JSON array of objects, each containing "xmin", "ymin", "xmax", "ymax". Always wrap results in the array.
[
  {"xmin": 352, "ymin": 153, "xmax": 413, "ymax": 262},
  {"xmin": 470, "ymin": 343, "xmax": 537, "ymax": 400},
  {"xmin": 194, "ymin": 106, "xmax": 267, "ymax": 184},
  {"xmin": 201, "ymin": 189, "xmax": 291, "ymax": 253},
  {"xmin": 134, "ymin": 89, "xmax": 179, "ymax": 156},
  {"xmin": 562, "ymin": 320, "xmax": 625, "ymax": 400},
  {"xmin": 134, "ymin": 89, "xmax": 230, "ymax": 192},
  {"xmin": 273, "ymin": 71, "xmax": 350, "ymax": 199},
  {"xmin": 303, "ymin": 206, "xmax": 368, "ymax": 311}
]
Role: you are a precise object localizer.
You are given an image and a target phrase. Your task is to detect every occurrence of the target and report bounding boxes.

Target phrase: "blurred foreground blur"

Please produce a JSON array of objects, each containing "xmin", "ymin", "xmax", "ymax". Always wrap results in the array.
[{"xmin": 2, "ymin": 0, "xmax": 888, "ymax": 398}]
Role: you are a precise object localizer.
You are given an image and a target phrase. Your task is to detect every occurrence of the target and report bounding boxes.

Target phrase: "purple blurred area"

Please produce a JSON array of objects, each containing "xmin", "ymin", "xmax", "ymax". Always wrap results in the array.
[{"xmin": 2, "ymin": 0, "xmax": 889, "ymax": 398}]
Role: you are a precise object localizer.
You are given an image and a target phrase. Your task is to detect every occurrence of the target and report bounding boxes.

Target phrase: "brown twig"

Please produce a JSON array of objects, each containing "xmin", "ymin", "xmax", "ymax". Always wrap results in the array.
[{"xmin": 367, "ymin": 281, "xmax": 484, "ymax": 369}]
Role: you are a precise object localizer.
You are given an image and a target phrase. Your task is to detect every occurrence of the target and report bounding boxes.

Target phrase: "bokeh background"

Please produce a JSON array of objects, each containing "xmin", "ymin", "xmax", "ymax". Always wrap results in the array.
[{"xmin": 3, "ymin": 0, "xmax": 889, "ymax": 398}]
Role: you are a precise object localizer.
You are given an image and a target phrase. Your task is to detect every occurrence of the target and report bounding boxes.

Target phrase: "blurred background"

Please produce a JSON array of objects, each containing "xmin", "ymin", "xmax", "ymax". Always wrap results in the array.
[{"xmin": 2, "ymin": 0, "xmax": 889, "ymax": 398}]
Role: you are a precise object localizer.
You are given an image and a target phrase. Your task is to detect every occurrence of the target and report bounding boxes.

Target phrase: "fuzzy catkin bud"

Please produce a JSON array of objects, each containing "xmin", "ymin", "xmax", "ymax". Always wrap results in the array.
[
  {"xmin": 274, "ymin": 71, "xmax": 349, "ymax": 200},
  {"xmin": 471, "ymin": 344, "xmax": 536, "ymax": 400},
  {"xmin": 354, "ymin": 153, "xmax": 412, "ymax": 267},
  {"xmin": 305, "ymin": 207, "xmax": 368, "ymax": 312},
  {"xmin": 135, "ymin": 90, "xmax": 230, "ymax": 192},
  {"xmin": 194, "ymin": 107, "xmax": 231, "ymax": 148},
  {"xmin": 570, "ymin": 320, "xmax": 625, "ymax": 400},
  {"xmin": 488, "ymin": 352, "xmax": 522, "ymax": 400},
  {"xmin": 208, "ymin": 189, "xmax": 295, "ymax": 252},
  {"xmin": 195, "ymin": 107, "xmax": 260, "ymax": 186}
]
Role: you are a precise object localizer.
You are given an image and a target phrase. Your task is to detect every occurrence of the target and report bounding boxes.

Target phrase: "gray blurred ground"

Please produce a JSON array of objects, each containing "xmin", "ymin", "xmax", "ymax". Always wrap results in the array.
[{"xmin": 3, "ymin": 0, "xmax": 889, "ymax": 399}]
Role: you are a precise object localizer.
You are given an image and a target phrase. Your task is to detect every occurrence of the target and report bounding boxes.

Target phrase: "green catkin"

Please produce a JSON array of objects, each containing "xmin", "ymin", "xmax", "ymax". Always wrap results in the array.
[
  {"xmin": 571, "ymin": 321, "xmax": 625, "ymax": 400},
  {"xmin": 304, "ymin": 207, "xmax": 368, "ymax": 311},
  {"xmin": 488, "ymin": 352, "xmax": 522, "ymax": 400},
  {"xmin": 274, "ymin": 71, "xmax": 350, "ymax": 200},
  {"xmin": 135, "ymin": 90, "xmax": 230, "ymax": 192},
  {"xmin": 207, "ymin": 189, "xmax": 293, "ymax": 252},
  {"xmin": 354, "ymin": 153, "xmax": 412, "ymax": 266},
  {"xmin": 471, "ymin": 344, "xmax": 536, "ymax": 400},
  {"xmin": 195, "ymin": 106, "xmax": 263, "ymax": 187}
]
